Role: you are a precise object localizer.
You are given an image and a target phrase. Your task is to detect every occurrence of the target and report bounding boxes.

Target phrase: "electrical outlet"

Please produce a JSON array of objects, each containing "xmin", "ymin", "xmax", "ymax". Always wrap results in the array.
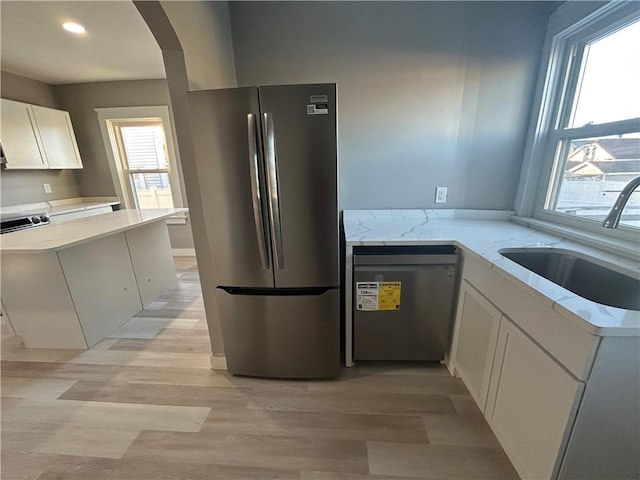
[
  {"xmin": 435, "ymin": 186, "xmax": 447, "ymax": 204},
  {"xmin": 43, "ymin": 183, "xmax": 52, "ymax": 194}
]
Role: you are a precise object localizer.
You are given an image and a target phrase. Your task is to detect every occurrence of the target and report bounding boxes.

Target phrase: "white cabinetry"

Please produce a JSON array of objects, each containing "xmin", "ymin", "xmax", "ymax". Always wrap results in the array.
[
  {"xmin": 2, "ymin": 233, "xmax": 143, "ymax": 349},
  {"xmin": 451, "ymin": 253, "xmax": 601, "ymax": 480},
  {"xmin": 57, "ymin": 233, "xmax": 142, "ymax": 347},
  {"xmin": 31, "ymin": 105, "xmax": 83, "ymax": 169},
  {"xmin": 125, "ymin": 221, "xmax": 178, "ymax": 307},
  {"xmin": 1, "ymin": 251, "xmax": 88, "ymax": 348},
  {"xmin": 0, "ymin": 98, "xmax": 83, "ymax": 170},
  {"xmin": 485, "ymin": 317, "xmax": 584, "ymax": 480},
  {"xmin": 0, "ymin": 98, "xmax": 47, "ymax": 169},
  {"xmin": 451, "ymin": 280, "xmax": 501, "ymax": 412},
  {"xmin": 452, "ymin": 276, "xmax": 584, "ymax": 479},
  {"xmin": 1, "ymin": 215, "xmax": 179, "ymax": 349}
]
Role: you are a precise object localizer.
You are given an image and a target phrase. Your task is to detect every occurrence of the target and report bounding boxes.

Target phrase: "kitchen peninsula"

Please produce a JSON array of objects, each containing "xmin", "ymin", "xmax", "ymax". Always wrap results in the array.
[
  {"xmin": 1, "ymin": 208, "xmax": 186, "ymax": 349},
  {"xmin": 343, "ymin": 209, "xmax": 640, "ymax": 368},
  {"xmin": 343, "ymin": 209, "xmax": 640, "ymax": 480}
]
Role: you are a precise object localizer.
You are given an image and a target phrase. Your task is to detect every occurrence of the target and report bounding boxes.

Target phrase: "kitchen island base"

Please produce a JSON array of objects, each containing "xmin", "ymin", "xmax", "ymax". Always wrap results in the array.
[{"xmin": 1, "ymin": 214, "xmax": 179, "ymax": 349}]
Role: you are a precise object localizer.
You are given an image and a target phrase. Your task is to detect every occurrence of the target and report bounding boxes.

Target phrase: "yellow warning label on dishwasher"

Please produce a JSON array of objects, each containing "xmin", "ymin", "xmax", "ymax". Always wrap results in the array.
[
  {"xmin": 378, "ymin": 282, "xmax": 401, "ymax": 310},
  {"xmin": 356, "ymin": 281, "xmax": 401, "ymax": 311}
]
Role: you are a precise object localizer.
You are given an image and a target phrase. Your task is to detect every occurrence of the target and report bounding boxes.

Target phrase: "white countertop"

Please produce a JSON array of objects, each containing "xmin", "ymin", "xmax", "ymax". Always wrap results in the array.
[
  {"xmin": 1, "ymin": 208, "xmax": 187, "ymax": 254},
  {"xmin": 344, "ymin": 209, "xmax": 640, "ymax": 336},
  {"xmin": 0, "ymin": 197, "xmax": 120, "ymax": 219}
]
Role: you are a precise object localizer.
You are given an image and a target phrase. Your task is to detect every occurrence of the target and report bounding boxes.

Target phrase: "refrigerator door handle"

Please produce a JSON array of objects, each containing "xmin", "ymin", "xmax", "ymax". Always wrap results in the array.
[
  {"xmin": 263, "ymin": 112, "xmax": 284, "ymax": 270},
  {"xmin": 247, "ymin": 113, "xmax": 270, "ymax": 270}
]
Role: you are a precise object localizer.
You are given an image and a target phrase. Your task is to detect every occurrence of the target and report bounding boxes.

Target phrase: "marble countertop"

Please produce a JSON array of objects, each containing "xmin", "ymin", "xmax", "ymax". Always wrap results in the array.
[
  {"xmin": 0, "ymin": 197, "xmax": 120, "ymax": 220},
  {"xmin": 344, "ymin": 209, "xmax": 640, "ymax": 336},
  {"xmin": 1, "ymin": 208, "xmax": 187, "ymax": 254}
]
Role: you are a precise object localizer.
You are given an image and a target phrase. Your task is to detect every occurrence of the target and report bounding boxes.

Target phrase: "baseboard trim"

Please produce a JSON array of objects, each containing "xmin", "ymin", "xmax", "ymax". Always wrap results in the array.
[
  {"xmin": 210, "ymin": 354, "xmax": 227, "ymax": 371},
  {"xmin": 172, "ymin": 248, "xmax": 196, "ymax": 257}
]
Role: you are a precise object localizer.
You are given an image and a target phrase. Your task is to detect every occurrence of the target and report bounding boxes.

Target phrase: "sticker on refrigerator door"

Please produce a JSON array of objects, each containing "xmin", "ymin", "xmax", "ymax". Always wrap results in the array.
[
  {"xmin": 356, "ymin": 281, "xmax": 401, "ymax": 311},
  {"xmin": 307, "ymin": 103, "xmax": 328, "ymax": 115}
]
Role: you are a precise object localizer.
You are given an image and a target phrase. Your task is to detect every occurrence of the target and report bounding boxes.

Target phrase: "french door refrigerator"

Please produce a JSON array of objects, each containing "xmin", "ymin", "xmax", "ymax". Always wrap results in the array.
[{"xmin": 186, "ymin": 84, "xmax": 339, "ymax": 378}]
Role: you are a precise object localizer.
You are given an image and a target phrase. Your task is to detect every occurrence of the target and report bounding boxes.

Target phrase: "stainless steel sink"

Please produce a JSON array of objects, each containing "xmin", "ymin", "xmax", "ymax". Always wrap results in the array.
[{"xmin": 499, "ymin": 248, "xmax": 640, "ymax": 311}]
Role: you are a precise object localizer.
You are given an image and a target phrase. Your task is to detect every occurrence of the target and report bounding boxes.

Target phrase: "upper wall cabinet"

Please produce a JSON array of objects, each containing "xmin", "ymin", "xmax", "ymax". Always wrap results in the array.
[
  {"xmin": 0, "ymin": 98, "xmax": 48, "ymax": 169},
  {"xmin": 31, "ymin": 105, "xmax": 83, "ymax": 169},
  {"xmin": 0, "ymin": 98, "xmax": 83, "ymax": 170}
]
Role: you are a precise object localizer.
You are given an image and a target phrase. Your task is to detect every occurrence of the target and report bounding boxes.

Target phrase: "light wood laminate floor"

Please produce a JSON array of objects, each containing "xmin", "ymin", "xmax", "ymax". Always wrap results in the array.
[{"xmin": 1, "ymin": 257, "xmax": 518, "ymax": 480}]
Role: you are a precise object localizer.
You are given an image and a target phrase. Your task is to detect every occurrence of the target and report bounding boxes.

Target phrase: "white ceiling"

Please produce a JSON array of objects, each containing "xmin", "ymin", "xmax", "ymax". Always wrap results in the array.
[{"xmin": 0, "ymin": 1, "xmax": 166, "ymax": 85}]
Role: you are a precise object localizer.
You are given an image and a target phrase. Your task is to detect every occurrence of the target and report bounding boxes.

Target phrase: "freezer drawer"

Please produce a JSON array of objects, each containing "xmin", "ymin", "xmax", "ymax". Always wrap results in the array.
[
  {"xmin": 216, "ymin": 288, "xmax": 340, "ymax": 378},
  {"xmin": 354, "ymin": 248, "xmax": 457, "ymax": 361}
]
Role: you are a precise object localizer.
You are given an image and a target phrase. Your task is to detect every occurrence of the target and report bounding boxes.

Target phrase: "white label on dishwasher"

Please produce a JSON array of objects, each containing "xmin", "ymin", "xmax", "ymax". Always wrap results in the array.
[
  {"xmin": 356, "ymin": 282, "xmax": 401, "ymax": 311},
  {"xmin": 356, "ymin": 282, "xmax": 379, "ymax": 310}
]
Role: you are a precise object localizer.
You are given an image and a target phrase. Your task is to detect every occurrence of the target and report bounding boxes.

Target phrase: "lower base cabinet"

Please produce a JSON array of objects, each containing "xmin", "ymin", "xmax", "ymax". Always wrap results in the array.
[
  {"xmin": 1, "ymin": 222, "xmax": 177, "ymax": 349},
  {"xmin": 125, "ymin": 221, "xmax": 178, "ymax": 307},
  {"xmin": 453, "ymin": 279, "xmax": 585, "ymax": 479},
  {"xmin": 485, "ymin": 317, "xmax": 584, "ymax": 480},
  {"xmin": 2, "ymin": 233, "xmax": 143, "ymax": 349},
  {"xmin": 58, "ymin": 233, "xmax": 142, "ymax": 347},
  {"xmin": 451, "ymin": 253, "xmax": 639, "ymax": 480},
  {"xmin": 451, "ymin": 281, "xmax": 501, "ymax": 412}
]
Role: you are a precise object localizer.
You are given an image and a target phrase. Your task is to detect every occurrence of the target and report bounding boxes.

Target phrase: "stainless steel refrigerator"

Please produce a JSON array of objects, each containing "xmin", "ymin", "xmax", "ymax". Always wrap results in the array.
[{"xmin": 186, "ymin": 84, "xmax": 340, "ymax": 378}]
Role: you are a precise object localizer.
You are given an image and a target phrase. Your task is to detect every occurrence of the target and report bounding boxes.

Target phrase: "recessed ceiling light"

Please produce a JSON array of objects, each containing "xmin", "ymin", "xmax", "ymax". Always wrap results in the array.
[{"xmin": 62, "ymin": 22, "xmax": 86, "ymax": 35}]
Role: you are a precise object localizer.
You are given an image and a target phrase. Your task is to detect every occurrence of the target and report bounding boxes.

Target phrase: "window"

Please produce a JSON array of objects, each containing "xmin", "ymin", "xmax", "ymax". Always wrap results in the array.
[
  {"xmin": 521, "ymin": 3, "xmax": 640, "ymax": 238},
  {"xmin": 96, "ymin": 106, "xmax": 186, "ymax": 222},
  {"xmin": 115, "ymin": 122, "xmax": 174, "ymax": 209}
]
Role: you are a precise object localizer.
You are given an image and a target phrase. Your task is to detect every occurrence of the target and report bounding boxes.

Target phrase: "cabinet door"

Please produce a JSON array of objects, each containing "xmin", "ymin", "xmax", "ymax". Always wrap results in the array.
[
  {"xmin": 451, "ymin": 281, "xmax": 501, "ymax": 412},
  {"xmin": 0, "ymin": 98, "xmax": 48, "ymax": 169},
  {"xmin": 486, "ymin": 317, "xmax": 584, "ymax": 480},
  {"xmin": 1, "ymin": 252, "xmax": 88, "ymax": 349},
  {"xmin": 124, "ymin": 221, "xmax": 178, "ymax": 307},
  {"xmin": 31, "ymin": 105, "xmax": 83, "ymax": 169},
  {"xmin": 58, "ymin": 233, "xmax": 142, "ymax": 347}
]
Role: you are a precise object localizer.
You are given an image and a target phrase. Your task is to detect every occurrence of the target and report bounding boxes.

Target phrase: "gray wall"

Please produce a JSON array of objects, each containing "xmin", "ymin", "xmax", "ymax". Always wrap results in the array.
[
  {"xmin": 136, "ymin": 0, "xmax": 238, "ymax": 353},
  {"xmin": 54, "ymin": 79, "xmax": 194, "ymax": 248},
  {"xmin": 1, "ymin": 71, "xmax": 81, "ymax": 206},
  {"xmin": 1, "ymin": 71, "xmax": 59, "ymax": 107},
  {"xmin": 229, "ymin": 1, "xmax": 553, "ymax": 210},
  {"xmin": 160, "ymin": 1, "xmax": 237, "ymax": 90},
  {"xmin": 55, "ymin": 79, "xmax": 170, "ymax": 197}
]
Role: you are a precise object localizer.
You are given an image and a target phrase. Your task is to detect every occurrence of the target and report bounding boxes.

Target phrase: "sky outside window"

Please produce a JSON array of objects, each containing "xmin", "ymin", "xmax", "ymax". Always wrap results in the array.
[{"xmin": 570, "ymin": 19, "xmax": 640, "ymax": 128}]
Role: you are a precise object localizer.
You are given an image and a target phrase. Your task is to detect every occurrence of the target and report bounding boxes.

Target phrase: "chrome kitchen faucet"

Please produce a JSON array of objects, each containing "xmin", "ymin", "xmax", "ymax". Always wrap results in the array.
[{"xmin": 601, "ymin": 176, "xmax": 640, "ymax": 229}]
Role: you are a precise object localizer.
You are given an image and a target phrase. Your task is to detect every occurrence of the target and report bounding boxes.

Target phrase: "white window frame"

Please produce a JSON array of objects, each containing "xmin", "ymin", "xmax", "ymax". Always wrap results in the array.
[
  {"xmin": 515, "ymin": 2, "xmax": 640, "ymax": 244},
  {"xmin": 96, "ymin": 106, "xmax": 187, "ymax": 223},
  {"xmin": 113, "ymin": 119, "xmax": 174, "ymax": 209}
]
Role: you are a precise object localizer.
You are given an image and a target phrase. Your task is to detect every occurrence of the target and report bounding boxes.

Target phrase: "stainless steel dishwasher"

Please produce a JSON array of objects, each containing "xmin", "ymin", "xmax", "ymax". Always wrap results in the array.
[{"xmin": 353, "ymin": 245, "xmax": 458, "ymax": 361}]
